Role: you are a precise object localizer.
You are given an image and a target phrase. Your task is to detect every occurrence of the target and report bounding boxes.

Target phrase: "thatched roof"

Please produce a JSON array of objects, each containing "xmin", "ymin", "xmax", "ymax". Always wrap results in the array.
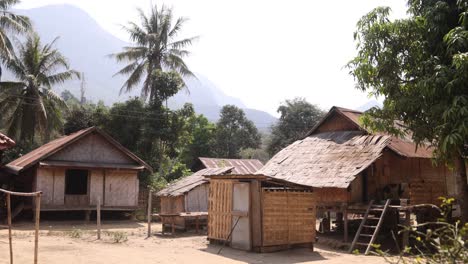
[
  {"xmin": 198, "ymin": 157, "xmax": 263, "ymax": 174},
  {"xmin": 256, "ymin": 131, "xmax": 390, "ymax": 188},
  {"xmin": 157, "ymin": 167, "xmax": 234, "ymax": 197},
  {"xmin": 307, "ymin": 106, "xmax": 433, "ymax": 158}
]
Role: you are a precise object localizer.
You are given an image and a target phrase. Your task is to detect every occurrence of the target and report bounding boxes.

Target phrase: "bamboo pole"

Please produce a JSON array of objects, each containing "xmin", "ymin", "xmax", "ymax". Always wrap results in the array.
[
  {"xmin": 147, "ymin": 190, "xmax": 152, "ymax": 238},
  {"xmin": 7, "ymin": 193, "xmax": 13, "ymax": 264},
  {"xmin": 34, "ymin": 193, "xmax": 41, "ymax": 264},
  {"xmin": 0, "ymin": 188, "xmax": 42, "ymax": 197},
  {"xmin": 97, "ymin": 196, "xmax": 101, "ymax": 240}
]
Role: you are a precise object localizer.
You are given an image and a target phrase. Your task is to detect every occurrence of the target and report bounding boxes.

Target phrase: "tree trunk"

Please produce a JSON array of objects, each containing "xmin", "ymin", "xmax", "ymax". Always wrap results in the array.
[{"xmin": 455, "ymin": 155, "xmax": 468, "ymax": 223}]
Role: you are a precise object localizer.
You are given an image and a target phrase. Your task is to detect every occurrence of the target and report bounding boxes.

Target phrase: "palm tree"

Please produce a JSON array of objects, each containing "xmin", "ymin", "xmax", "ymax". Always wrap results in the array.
[
  {"xmin": 0, "ymin": 0, "xmax": 32, "ymax": 79},
  {"xmin": 0, "ymin": 33, "xmax": 80, "ymax": 142},
  {"xmin": 111, "ymin": 5, "xmax": 197, "ymax": 101}
]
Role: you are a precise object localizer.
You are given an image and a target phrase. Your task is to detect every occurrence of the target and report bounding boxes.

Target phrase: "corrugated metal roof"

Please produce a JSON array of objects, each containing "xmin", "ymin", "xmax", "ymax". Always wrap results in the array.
[
  {"xmin": 198, "ymin": 157, "xmax": 263, "ymax": 174},
  {"xmin": 157, "ymin": 167, "xmax": 234, "ymax": 197},
  {"xmin": 5, "ymin": 127, "xmax": 152, "ymax": 174},
  {"xmin": 256, "ymin": 131, "xmax": 390, "ymax": 188},
  {"xmin": 0, "ymin": 133, "xmax": 15, "ymax": 151}
]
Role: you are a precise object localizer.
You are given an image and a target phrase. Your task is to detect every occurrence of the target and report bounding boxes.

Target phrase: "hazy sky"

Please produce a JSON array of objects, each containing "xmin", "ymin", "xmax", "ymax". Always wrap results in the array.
[{"xmin": 17, "ymin": 0, "xmax": 407, "ymax": 115}]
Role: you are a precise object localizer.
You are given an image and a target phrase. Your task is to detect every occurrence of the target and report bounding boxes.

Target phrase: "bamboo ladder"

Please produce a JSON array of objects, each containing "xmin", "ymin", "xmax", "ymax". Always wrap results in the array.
[
  {"xmin": 349, "ymin": 199, "xmax": 391, "ymax": 255},
  {"xmin": 1, "ymin": 188, "xmax": 42, "ymax": 264}
]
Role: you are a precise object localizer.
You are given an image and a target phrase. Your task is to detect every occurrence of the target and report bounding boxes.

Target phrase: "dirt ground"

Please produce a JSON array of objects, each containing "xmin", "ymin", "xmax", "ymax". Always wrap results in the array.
[{"xmin": 0, "ymin": 221, "xmax": 387, "ymax": 264}]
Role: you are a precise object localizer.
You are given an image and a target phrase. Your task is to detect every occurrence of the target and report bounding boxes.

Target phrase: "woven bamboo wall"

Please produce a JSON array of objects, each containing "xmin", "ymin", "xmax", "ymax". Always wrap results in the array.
[
  {"xmin": 262, "ymin": 189, "xmax": 316, "ymax": 246},
  {"xmin": 208, "ymin": 179, "xmax": 233, "ymax": 240},
  {"xmin": 160, "ymin": 196, "xmax": 184, "ymax": 214}
]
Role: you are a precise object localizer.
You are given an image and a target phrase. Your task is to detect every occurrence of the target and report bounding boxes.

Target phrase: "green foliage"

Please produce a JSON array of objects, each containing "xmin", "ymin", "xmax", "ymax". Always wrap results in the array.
[
  {"xmin": 239, "ymin": 147, "xmax": 269, "ymax": 164},
  {"xmin": 348, "ymin": 0, "xmax": 467, "ymax": 162},
  {"xmin": 111, "ymin": 4, "xmax": 197, "ymax": 100},
  {"xmin": 109, "ymin": 231, "xmax": 128, "ymax": 243},
  {"xmin": 267, "ymin": 98, "xmax": 325, "ymax": 156},
  {"xmin": 69, "ymin": 228, "xmax": 83, "ymax": 239},
  {"xmin": 0, "ymin": 33, "xmax": 79, "ymax": 143},
  {"xmin": 374, "ymin": 198, "xmax": 468, "ymax": 263},
  {"xmin": 0, "ymin": 0, "xmax": 31, "ymax": 66},
  {"xmin": 348, "ymin": 0, "xmax": 468, "ymax": 220},
  {"xmin": 149, "ymin": 70, "xmax": 184, "ymax": 104},
  {"xmin": 214, "ymin": 105, "xmax": 262, "ymax": 158}
]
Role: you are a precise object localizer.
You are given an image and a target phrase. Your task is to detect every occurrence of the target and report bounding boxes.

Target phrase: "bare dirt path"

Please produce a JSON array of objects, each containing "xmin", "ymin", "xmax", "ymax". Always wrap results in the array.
[{"xmin": 0, "ymin": 221, "xmax": 387, "ymax": 264}]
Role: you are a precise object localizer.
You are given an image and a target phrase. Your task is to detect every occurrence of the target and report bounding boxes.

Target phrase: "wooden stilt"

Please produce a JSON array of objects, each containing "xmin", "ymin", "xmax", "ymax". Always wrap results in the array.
[
  {"xmin": 343, "ymin": 206, "xmax": 348, "ymax": 243},
  {"xmin": 97, "ymin": 196, "xmax": 101, "ymax": 240},
  {"xmin": 402, "ymin": 209, "xmax": 411, "ymax": 249},
  {"xmin": 147, "ymin": 190, "xmax": 152, "ymax": 238},
  {"xmin": 7, "ymin": 193, "xmax": 13, "ymax": 264},
  {"xmin": 34, "ymin": 193, "xmax": 41, "ymax": 264}
]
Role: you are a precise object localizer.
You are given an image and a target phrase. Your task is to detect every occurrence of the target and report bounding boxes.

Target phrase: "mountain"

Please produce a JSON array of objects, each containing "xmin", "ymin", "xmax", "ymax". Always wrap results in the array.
[{"xmin": 11, "ymin": 4, "xmax": 277, "ymax": 129}]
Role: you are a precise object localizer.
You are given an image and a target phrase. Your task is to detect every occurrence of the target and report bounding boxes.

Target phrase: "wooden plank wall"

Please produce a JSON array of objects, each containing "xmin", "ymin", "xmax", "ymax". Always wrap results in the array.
[
  {"xmin": 89, "ymin": 170, "xmax": 104, "ymax": 205},
  {"xmin": 314, "ymin": 187, "xmax": 348, "ymax": 204},
  {"xmin": 208, "ymin": 179, "xmax": 233, "ymax": 240},
  {"xmin": 366, "ymin": 150, "xmax": 450, "ymax": 205},
  {"xmin": 262, "ymin": 190, "xmax": 316, "ymax": 246},
  {"xmin": 185, "ymin": 184, "xmax": 209, "ymax": 212},
  {"xmin": 104, "ymin": 170, "xmax": 138, "ymax": 207},
  {"xmin": 160, "ymin": 196, "xmax": 185, "ymax": 214},
  {"xmin": 314, "ymin": 113, "xmax": 360, "ymax": 134}
]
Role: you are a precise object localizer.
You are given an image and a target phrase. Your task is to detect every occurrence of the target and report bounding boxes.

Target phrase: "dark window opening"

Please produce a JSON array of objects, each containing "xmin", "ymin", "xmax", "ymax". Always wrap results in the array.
[{"xmin": 65, "ymin": 169, "xmax": 89, "ymax": 195}]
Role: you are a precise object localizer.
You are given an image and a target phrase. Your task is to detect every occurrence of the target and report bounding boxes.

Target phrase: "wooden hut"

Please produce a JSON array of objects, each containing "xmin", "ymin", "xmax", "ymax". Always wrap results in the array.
[
  {"xmin": 207, "ymin": 174, "xmax": 316, "ymax": 252},
  {"xmin": 3, "ymin": 127, "xmax": 152, "ymax": 216},
  {"xmin": 156, "ymin": 158, "xmax": 264, "ymax": 233},
  {"xmin": 256, "ymin": 106, "xmax": 457, "ymax": 241},
  {"xmin": 156, "ymin": 167, "xmax": 233, "ymax": 232}
]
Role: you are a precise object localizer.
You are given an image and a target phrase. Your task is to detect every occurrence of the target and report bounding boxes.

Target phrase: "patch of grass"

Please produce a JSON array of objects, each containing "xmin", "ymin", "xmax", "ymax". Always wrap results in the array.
[
  {"xmin": 69, "ymin": 228, "xmax": 83, "ymax": 239},
  {"xmin": 106, "ymin": 231, "xmax": 128, "ymax": 243}
]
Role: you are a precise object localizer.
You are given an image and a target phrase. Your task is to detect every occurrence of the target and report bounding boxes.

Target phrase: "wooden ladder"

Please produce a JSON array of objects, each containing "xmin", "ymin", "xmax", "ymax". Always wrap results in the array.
[{"xmin": 349, "ymin": 199, "xmax": 391, "ymax": 255}]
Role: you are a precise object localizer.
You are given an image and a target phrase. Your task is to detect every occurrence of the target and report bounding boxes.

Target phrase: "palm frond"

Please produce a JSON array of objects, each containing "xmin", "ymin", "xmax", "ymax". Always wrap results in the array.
[
  {"xmin": 120, "ymin": 61, "xmax": 147, "ymax": 94},
  {"xmin": 168, "ymin": 36, "xmax": 199, "ymax": 50}
]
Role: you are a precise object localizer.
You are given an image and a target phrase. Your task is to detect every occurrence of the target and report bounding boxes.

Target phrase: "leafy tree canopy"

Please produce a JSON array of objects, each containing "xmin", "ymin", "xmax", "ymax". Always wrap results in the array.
[
  {"xmin": 267, "ymin": 98, "xmax": 325, "ymax": 156},
  {"xmin": 348, "ymin": 0, "xmax": 468, "ymax": 220},
  {"xmin": 214, "ymin": 105, "xmax": 262, "ymax": 158}
]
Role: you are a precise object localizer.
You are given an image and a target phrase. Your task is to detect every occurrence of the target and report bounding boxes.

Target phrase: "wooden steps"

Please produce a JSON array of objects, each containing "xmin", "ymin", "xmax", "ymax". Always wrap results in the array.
[{"xmin": 348, "ymin": 199, "xmax": 391, "ymax": 255}]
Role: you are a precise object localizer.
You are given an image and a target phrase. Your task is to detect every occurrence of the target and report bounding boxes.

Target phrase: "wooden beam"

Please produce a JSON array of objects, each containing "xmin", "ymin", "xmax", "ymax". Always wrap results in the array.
[
  {"xmin": 97, "ymin": 196, "xmax": 101, "ymax": 240},
  {"xmin": 7, "ymin": 193, "xmax": 13, "ymax": 264},
  {"xmin": 147, "ymin": 190, "xmax": 152, "ymax": 238},
  {"xmin": 34, "ymin": 193, "xmax": 41, "ymax": 264},
  {"xmin": 0, "ymin": 188, "xmax": 42, "ymax": 197},
  {"xmin": 343, "ymin": 206, "xmax": 348, "ymax": 243}
]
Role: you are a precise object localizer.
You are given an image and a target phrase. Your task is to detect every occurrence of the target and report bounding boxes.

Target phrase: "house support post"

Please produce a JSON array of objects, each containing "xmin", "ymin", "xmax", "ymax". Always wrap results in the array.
[
  {"xmin": 84, "ymin": 210, "xmax": 91, "ymax": 222},
  {"xmin": 147, "ymin": 190, "xmax": 152, "ymax": 238},
  {"xmin": 402, "ymin": 209, "xmax": 411, "ymax": 249},
  {"xmin": 343, "ymin": 204, "xmax": 348, "ymax": 243}
]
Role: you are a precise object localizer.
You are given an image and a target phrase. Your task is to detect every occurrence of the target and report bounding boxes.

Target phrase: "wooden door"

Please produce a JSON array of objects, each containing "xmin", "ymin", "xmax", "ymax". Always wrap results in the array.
[
  {"xmin": 231, "ymin": 183, "xmax": 251, "ymax": 250},
  {"xmin": 104, "ymin": 171, "xmax": 138, "ymax": 207}
]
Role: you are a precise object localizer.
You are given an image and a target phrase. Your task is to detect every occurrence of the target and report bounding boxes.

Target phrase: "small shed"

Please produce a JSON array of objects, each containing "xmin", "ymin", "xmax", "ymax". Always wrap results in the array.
[
  {"xmin": 156, "ymin": 167, "xmax": 234, "ymax": 231},
  {"xmin": 156, "ymin": 158, "xmax": 264, "ymax": 232},
  {"xmin": 207, "ymin": 174, "xmax": 316, "ymax": 253},
  {"xmin": 3, "ymin": 127, "xmax": 152, "ymax": 214}
]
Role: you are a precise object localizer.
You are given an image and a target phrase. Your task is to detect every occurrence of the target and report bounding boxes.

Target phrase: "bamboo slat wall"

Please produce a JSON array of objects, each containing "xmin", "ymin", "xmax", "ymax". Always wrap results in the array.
[
  {"xmin": 208, "ymin": 180, "xmax": 233, "ymax": 240},
  {"xmin": 262, "ymin": 190, "xmax": 315, "ymax": 246}
]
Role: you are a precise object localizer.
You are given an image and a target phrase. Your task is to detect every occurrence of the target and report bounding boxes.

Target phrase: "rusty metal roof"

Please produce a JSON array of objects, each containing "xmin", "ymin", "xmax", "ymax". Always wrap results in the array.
[
  {"xmin": 0, "ymin": 133, "xmax": 15, "ymax": 151},
  {"xmin": 256, "ymin": 131, "xmax": 390, "ymax": 188},
  {"xmin": 157, "ymin": 167, "xmax": 234, "ymax": 197},
  {"xmin": 198, "ymin": 157, "xmax": 263, "ymax": 174},
  {"xmin": 307, "ymin": 106, "xmax": 433, "ymax": 158},
  {"xmin": 5, "ymin": 127, "xmax": 152, "ymax": 174}
]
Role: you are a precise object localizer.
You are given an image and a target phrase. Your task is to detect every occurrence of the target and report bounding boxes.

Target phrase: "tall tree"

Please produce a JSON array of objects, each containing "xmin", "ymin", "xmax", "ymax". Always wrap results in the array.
[
  {"xmin": 267, "ymin": 98, "xmax": 325, "ymax": 155},
  {"xmin": 0, "ymin": 34, "xmax": 79, "ymax": 142},
  {"xmin": 0, "ymin": 0, "xmax": 31, "ymax": 79},
  {"xmin": 348, "ymin": 1, "xmax": 468, "ymax": 220},
  {"xmin": 214, "ymin": 105, "xmax": 261, "ymax": 158},
  {"xmin": 111, "ymin": 4, "xmax": 197, "ymax": 101}
]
